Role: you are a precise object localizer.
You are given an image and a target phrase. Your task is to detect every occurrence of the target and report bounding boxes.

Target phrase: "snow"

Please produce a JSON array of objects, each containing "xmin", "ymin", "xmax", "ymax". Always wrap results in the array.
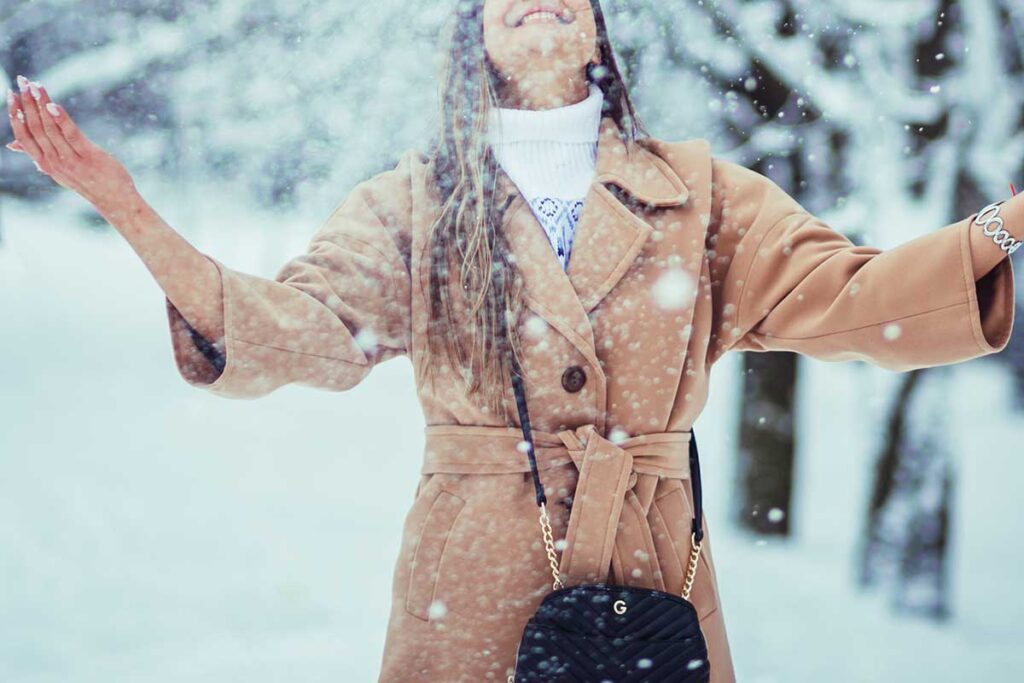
[
  {"xmin": 1, "ymin": 186, "xmax": 1022, "ymax": 682},
  {"xmin": 3, "ymin": 1, "xmax": 1024, "ymax": 678}
]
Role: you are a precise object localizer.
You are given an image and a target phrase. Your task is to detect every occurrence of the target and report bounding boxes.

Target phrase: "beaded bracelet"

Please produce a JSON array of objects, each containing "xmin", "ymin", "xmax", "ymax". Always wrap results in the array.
[{"xmin": 972, "ymin": 201, "xmax": 1022, "ymax": 255}]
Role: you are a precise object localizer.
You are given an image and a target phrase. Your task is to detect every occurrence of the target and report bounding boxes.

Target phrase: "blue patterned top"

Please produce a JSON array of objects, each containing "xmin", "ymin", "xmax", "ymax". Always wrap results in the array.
[{"xmin": 528, "ymin": 196, "xmax": 585, "ymax": 271}]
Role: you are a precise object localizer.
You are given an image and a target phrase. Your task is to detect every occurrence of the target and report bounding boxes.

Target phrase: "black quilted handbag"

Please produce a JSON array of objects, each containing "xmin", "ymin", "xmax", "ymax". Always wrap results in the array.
[{"xmin": 506, "ymin": 354, "xmax": 711, "ymax": 682}]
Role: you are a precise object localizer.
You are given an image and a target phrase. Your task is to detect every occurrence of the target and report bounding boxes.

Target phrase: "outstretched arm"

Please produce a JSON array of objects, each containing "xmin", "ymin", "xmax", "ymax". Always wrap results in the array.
[
  {"xmin": 161, "ymin": 153, "xmax": 415, "ymax": 399},
  {"xmin": 6, "ymin": 77, "xmax": 229, "ymax": 361},
  {"xmin": 707, "ymin": 158, "xmax": 1018, "ymax": 372},
  {"xmin": 7, "ymin": 75, "xmax": 414, "ymax": 399}
]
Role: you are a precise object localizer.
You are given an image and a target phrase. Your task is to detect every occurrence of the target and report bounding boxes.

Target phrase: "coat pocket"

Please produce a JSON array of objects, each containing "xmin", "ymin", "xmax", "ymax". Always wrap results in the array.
[
  {"xmin": 650, "ymin": 481, "xmax": 720, "ymax": 622},
  {"xmin": 404, "ymin": 488, "xmax": 467, "ymax": 621}
]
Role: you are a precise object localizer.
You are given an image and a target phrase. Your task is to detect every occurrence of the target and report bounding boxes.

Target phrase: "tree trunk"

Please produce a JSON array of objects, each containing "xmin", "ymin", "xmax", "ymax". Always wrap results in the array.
[
  {"xmin": 858, "ymin": 368, "xmax": 952, "ymax": 619},
  {"xmin": 735, "ymin": 349, "xmax": 798, "ymax": 536}
]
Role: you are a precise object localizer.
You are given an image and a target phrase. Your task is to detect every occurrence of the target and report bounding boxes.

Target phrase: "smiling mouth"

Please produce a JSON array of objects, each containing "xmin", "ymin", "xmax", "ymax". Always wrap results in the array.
[{"xmin": 516, "ymin": 10, "xmax": 573, "ymax": 27}]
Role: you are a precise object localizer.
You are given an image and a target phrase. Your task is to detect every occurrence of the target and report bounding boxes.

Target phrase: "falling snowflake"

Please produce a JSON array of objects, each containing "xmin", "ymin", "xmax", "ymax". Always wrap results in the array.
[{"xmin": 652, "ymin": 267, "xmax": 696, "ymax": 311}]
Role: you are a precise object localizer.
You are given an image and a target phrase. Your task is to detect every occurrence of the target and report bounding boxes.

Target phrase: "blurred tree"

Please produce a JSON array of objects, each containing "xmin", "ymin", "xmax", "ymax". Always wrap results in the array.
[
  {"xmin": 0, "ymin": 0, "xmax": 442, "ymax": 216},
  {"xmin": 859, "ymin": 367, "xmax": 954, "ymax": 619},
  {"xmin": 624, "ymin": 0, "xmax": 1022, "ymax": 618}
]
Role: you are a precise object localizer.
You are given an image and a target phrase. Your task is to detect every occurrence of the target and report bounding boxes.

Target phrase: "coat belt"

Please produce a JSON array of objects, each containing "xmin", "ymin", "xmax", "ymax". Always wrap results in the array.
[{"xmin": 422, "ymin": 423, "xmax": 693, "ymax": 592}]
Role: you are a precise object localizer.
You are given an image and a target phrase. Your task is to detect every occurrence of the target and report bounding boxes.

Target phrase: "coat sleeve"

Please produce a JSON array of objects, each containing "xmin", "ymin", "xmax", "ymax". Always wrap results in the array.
[
  {"xmin": 708, "ymin": 158, "xmax": 1017, "ymax": 372},
  {"xmin": 164, "ymin": 149, "xmax": 417, "ymax": 399}
]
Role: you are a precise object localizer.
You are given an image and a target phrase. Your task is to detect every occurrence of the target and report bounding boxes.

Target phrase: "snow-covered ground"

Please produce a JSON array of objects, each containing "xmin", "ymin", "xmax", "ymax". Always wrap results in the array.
[{"xmin": 1, "ymin": 183, "xmax": 1022, "ymax": 682}]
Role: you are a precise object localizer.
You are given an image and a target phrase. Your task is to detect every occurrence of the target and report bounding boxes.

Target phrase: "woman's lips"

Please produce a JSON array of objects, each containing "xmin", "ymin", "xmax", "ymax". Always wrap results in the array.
[{"xmin": 516, "ymin": 7, "xmax": 572, "ymax": 27}]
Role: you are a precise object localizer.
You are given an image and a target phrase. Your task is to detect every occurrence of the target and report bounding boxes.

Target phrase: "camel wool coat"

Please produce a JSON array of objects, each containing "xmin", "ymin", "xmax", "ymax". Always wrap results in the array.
[{"xmin": 165, "ymin": 115, "xmax": 1016, "ymax": 682}]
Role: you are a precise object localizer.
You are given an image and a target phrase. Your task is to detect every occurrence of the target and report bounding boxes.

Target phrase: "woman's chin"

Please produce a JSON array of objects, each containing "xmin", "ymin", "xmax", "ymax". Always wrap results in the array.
[{"xmin": 512, "ymin": 32, "xmax": 585, "ymax": 54}]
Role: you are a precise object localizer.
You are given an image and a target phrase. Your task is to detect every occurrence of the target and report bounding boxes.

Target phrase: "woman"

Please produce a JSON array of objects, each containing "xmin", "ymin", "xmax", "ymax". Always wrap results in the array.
[{"xmin": 6, "ymin": 1, "xmax": 1020, "ymax": 681}]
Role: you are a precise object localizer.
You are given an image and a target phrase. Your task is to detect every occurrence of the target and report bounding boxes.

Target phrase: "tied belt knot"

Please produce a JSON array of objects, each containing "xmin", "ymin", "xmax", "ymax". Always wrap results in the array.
[{"xmin": 422, "ymin": 423, "xmax": 698, "ymax": 592}]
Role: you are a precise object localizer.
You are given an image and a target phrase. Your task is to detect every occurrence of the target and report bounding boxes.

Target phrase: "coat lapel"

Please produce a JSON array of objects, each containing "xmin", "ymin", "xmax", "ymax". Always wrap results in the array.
[
  {"xmin": 495, "ymin": 115, "xmax": 691, "ymax": 332},
  {"xmin": 501, "ymin": 186, "xmax": 598, "ymax": 356}
]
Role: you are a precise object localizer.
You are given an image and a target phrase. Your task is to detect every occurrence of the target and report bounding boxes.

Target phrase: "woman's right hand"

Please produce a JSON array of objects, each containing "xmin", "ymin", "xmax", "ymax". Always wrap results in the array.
[
  {"xmin": 7, "ymin": 75, "xmax": 229, "ymax": 355},
  {"xmin": 6, "ymin": 75, "xmax": 139, "ymax": 216}
]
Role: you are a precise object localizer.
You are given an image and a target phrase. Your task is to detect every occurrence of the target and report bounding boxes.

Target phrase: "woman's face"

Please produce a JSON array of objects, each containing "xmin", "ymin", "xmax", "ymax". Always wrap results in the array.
[{"xmin": 483, "ymin": 1, "xmax": 598, "ymax": 91}]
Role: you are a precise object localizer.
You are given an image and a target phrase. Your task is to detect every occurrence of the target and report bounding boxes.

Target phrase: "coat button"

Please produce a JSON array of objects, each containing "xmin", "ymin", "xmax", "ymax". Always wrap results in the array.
[{"xmin": 561, "ymin": 365, "xmax": 587, "ymax": 393}]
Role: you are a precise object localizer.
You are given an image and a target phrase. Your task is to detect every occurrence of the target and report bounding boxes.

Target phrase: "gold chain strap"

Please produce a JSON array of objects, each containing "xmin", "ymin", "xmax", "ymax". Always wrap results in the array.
[
  {"xmin": 680, "ymin": 531, "xmax": 702, "ymax": 601},
  {"xmin": 538, "ymin": 503, "xmax": 701, "ymax": 599},
  {"xmin": 538, "ymin": 502, "xmax": 564, "ymax": 591},
  {"xmin": 509, "ymin": 504, "xmax": 561, "ymax": 683}
]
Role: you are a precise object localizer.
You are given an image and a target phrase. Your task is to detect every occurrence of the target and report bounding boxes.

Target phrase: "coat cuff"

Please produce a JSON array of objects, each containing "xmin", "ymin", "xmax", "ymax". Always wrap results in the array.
[
  {"xmin": 961, "ymin": 214, "xmax": 1016, "ymax": 354},
  {"xmin": 164, "ymin": 253, "xmax": 246, "ymax": 396},
  {"xmin": 166, "ymin": 295, "xmax": 226, "ymax": 385},
  {"xmin": 164, "ymin": 253, "xmax": 375, "ymax": 399}
]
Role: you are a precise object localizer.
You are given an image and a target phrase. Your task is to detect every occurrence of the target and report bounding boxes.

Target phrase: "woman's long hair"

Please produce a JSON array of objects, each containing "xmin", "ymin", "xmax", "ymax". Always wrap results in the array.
[{"xmin": 420, "ymin": 0, "xmax": 650, "ymax": 421}]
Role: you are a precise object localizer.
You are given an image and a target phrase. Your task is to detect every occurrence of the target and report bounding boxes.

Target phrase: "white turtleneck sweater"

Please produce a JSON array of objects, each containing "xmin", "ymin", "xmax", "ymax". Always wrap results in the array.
[{"xmin": 487, "ymin": 82, "xmax": 604, "ymax": 271}]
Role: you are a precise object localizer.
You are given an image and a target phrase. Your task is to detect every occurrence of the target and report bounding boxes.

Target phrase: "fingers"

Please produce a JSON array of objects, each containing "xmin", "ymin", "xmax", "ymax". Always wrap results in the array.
[
  {"xmin": 25, "ymin": 80, "xmax": 77, "ymax": 162},
  {"xmin": 4, "ymin": 92, "xmax": 23, "ymax": 152},
  {"xmin": 23, "ymin": 79, "xmax": 89, "ymax": 158},
  {"xmin": 21, "ymin": 77, "xmax": 81, "ymax": 165},
  {"xmin": 42, "ymin": 98, "xmax": 88, "ymax": 157},
  {"xmin": 14, "ymin": 75, "xmax": 60, "ymax": 163},
  {"xmin": 7, "ymin": 75, "xmax": 91, "ymax": 188},
  {"xmin": 7, "ymin": 86, "xmax": 45, "ymax": 162}
]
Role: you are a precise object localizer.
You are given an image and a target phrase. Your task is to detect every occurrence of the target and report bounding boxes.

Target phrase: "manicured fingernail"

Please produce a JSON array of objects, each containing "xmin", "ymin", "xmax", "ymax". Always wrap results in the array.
[
  {"xmin": 15, "ymin": 109, "xmax": 24, "ymax": 122},
  {"xmin": 29, "ymin": 82, "xmax": 41, "ymax": 101},
  {"xmin": 45, "ymin": 102, "xmax": 60, "ymax": 117},
  {"xmin": 16, "ymin": 75, "xmax": 29, "ymax": 93}
]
